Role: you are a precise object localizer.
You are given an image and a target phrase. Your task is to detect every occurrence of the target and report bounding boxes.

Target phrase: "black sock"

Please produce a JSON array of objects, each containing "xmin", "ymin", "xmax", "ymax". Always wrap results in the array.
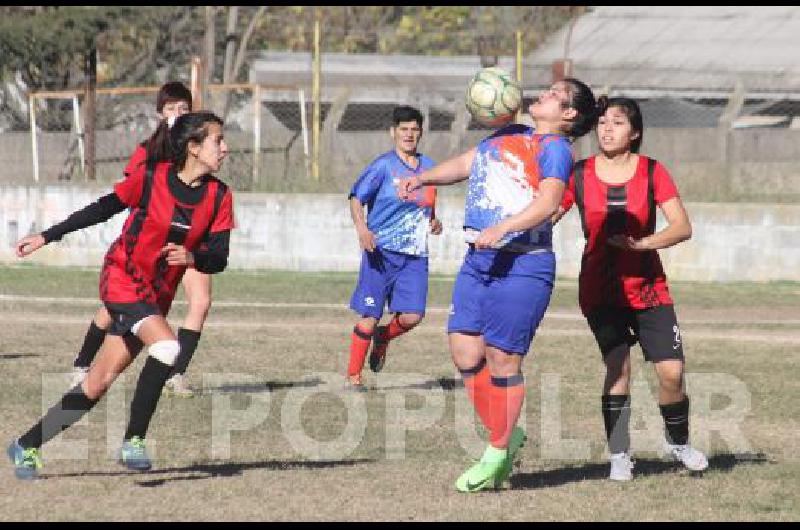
[
  {"xmin": 660, "ymin": 396, "xmax": 690, "ymax": 446},
  {"xmin": 601, "ymin": 394, "xmax": 631, "ymax": 454},
  {"xmin": 18, "ymin": 386, "xmax": 99, "ymax": 449},
  {"xmin": 73, "ymin": 321, "xmax": 106, "ymax": 368},
  {"xmin": 124, "ymin": 356, "xmax": 173, "ymax": 440},
  {"xmin": 170, "ymin": 328, "xmax": 201, "ymax": 377}
]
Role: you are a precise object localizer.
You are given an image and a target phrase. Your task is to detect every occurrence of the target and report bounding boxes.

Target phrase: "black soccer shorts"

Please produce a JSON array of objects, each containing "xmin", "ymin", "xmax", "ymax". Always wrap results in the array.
[{"xmin": 586, "ymin": 304, "xmax": 685, "ymax": 362}]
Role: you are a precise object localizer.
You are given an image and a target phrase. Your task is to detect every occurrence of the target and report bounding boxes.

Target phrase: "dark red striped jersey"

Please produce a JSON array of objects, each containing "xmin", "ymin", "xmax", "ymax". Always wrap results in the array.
[
  {"xmin": 561, "ymin": 155, "xmax": 679, "ymax": 315},
  {"xmin": 100, "ymin": 162, "xmax": 235, "ymax": 313}
]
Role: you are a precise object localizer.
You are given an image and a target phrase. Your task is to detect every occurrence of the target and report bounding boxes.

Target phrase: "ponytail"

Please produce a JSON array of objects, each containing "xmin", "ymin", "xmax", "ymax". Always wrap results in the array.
[
  {"xmin": 142, "ymin": 119, "xmax": 174, "ymax": 164},
  {"xmin": 562, "ymin": 77, "xmax": 599, "ymax": 139}
]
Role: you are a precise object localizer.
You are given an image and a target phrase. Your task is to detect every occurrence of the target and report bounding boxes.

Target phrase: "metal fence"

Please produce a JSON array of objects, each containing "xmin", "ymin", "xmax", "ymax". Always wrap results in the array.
[{"xmin": 6, "ymin": 54, "xmax": 800, "ymax": 202}]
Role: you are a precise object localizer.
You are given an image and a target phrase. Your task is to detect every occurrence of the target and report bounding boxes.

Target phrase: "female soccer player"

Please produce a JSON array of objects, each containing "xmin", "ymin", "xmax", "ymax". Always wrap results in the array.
[
  {"xmin": 7, "ymin": 111, "xmax": 234, "ymax": 479},
  {"xmin": 555, "ymin": 97, "xmax": 708, "ymax": 481},
  {"xmin": 70, "ymin": 81, "xmax": 213, "ymax": 398},
  {"xmin": 400, "ymin": 78, "xmax": 598, "ymax": 492}
]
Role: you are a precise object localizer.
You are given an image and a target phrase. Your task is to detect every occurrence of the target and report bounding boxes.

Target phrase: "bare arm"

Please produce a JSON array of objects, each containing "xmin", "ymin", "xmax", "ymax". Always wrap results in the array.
[
  {"xmin": 349, "ymin": 196, "xmax": 376, "ymax": 252},
  {"xmin": 608, "ymin": 196, "xmax": 692, "ymax": 251},
  {"xmin": 399, "ymin": 148, "xmax": 476, "ymax": 197},
  {"xmin": 474, "ymin": 178, "xmax": 566, "ymax": 249},
  {"xmin": 550, "ymin": 205, "xmax": 569, "ymax": 225},
  {"xmin": 429, "ymin": 205, "xmax": 443, "ymax": 236}
]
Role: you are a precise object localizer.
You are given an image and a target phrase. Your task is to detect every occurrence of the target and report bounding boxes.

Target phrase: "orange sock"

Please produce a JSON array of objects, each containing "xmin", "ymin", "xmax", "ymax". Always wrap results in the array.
[
  {"xmin": 488, "ymin": 374, "xmax": 525, "ymax": 449},
  {"xmin": 379, "ymin": 314, "xmax": 413, "ymax": 342},
  {"xmin": 347, "ymin": 324, "xmax": 373, "ymax": 376},
  {"xmin": 460, "ymin": 359, "xmax": 493, "ymax": 430}
]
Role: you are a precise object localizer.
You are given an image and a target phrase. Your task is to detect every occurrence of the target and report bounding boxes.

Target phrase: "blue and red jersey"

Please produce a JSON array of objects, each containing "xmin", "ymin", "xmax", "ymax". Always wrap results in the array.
[
  {"xmin": 349, "ymin": 150, "xmax": 437, "ymax": 257},
  {"xmin": 464, "ymin": 124, "xmax": 573, "ymax": 251}
]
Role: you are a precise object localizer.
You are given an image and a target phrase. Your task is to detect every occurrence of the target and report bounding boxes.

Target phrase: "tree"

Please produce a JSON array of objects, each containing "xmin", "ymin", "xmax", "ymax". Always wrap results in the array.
[{"xmin": 201, "ymin": 6, "xmax": 267, "ymax": 117}]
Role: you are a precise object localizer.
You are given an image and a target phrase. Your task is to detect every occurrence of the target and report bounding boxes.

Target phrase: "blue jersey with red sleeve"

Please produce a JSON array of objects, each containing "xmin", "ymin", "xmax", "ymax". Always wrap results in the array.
[
  {"xmin": 349, "ymin": 150, "xmax": 437, "ymax": 256},
  {"xmin": 464, "ymin": 124, "xmax": 573, "ymax": 251}
]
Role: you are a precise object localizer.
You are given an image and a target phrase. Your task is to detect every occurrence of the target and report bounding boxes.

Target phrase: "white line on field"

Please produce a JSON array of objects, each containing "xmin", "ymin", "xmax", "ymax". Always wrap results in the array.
[
  {"xmin": 1, "ymin": 294, "xmax": 800, "ymax": 325},
  {"xmin": 2, "ymin": 313, "xmax": 800, "ymax": 344}
]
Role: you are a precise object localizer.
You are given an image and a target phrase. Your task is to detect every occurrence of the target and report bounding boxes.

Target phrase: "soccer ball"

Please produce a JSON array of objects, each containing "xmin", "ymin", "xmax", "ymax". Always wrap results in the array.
[{"xmin": 465, "ymin": 66, "xmax": 522, "ymax": 128}]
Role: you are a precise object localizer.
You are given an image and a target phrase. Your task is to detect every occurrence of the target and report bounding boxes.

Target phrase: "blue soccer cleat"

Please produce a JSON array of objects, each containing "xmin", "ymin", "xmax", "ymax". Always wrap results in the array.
[
  {"xmin": 7, "ymin": 440, "xmax": 42, "ymax": 480},
  {"xmin": 119, "ymin": 436, "xmax": 152, "ymax": 471}
]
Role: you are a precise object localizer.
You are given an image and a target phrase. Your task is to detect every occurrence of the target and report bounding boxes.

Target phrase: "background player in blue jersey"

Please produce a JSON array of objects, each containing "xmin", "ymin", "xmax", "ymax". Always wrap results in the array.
[
  {"xmin": 401, "ymin": 79, "xmax": 598, "ymax": 492},
  {"xmin": 345, "ymin": 105, "xmax": 442, "ymax": 390}
]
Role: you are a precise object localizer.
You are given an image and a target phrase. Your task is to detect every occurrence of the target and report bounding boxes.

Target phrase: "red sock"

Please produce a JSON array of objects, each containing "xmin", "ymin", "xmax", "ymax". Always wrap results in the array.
[
  {"xmin": 460, "ymin": 360, "xmax": 493, "ymax": 430},
  {"xmin": 347, "ymin": 324, "xmax": 373, "ymax": 376},
  {"xmin": 488, "ymin": 375, "xmax": 525, "ymax": 449},
  {"xmin": 380, "ymin": 314, "xmax": 413, "ymax": 342}
]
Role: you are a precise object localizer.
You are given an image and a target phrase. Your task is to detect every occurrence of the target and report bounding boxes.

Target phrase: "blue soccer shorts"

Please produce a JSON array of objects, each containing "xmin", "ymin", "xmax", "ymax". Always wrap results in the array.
[
  {"xmin": 447, "ymin": 246, "xmax": 555, "ymax": 355},
  {"xmin": 350, "ymin": 247, "xmax": 429, "ymax": 319}
]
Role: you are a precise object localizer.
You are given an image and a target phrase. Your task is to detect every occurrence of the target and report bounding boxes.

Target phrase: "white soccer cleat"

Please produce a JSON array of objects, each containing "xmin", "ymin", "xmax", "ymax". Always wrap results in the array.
[
  {"xmin": 163, "ymin": 373, "xmax": 195, "ymax": 398},
  {"xmin": 609, "ymin": 452, "xmax": 634, "ymax": 481},
  {"xmin": 665, "ymin": 442, "xmax": 709, "ymax": 472},
  {"xmin": 69, "ymin": 367, "xmax": 89, "ymax": 389}
]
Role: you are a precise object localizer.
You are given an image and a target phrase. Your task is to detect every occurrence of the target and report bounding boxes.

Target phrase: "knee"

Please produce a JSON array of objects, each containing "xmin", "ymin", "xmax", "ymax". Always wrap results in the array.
[
  {"xmin": 486, "ymin": 351, "xmax": 522, "ymax": 377},
  {"xmin": 83, "ymin": 371, "xmax": 116, "ymax": 400},
  {"xmin": 658, "ymin": 367, "xmax": 684, "ymax": 391},
  {"xmin": 398, "ymin": 313, "xmax": 422, "ymax": 329},
  {"xmin": 149, "ymin": 339, "xmax": 181, "ymax": 367},
  {"xmin": 94, "ymin": 308, "xmax": 113, "ymax": 330},
  {"xmin": 451, "ymin": 349, "xmax": 481, "ymax": 372}
]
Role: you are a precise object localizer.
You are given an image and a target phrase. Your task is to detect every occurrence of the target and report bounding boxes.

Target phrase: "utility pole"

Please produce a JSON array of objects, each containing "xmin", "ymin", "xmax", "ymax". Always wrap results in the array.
[{"xmin": 84, "ymin": 45, "xmax": 97, "ymax": 180}]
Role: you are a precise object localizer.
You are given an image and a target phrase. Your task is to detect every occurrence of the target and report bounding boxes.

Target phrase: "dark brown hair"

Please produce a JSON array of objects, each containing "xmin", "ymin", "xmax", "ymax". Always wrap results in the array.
[{"xmin": 597, "ymin": 96, "xmax": 644, "ymax": 153}]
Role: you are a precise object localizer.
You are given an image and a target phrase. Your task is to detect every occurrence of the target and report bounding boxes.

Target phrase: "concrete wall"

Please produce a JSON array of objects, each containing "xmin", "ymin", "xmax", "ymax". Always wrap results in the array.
[{"xmin": 1, "ymin": 186, "xmax": 798, "ymax": 282}]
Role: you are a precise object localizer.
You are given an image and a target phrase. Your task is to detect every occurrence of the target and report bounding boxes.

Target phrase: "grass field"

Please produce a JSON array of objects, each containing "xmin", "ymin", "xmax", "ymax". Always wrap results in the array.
[{"xmin": 0, "ymin": 264, "xmax": 798, "ymax": 521}]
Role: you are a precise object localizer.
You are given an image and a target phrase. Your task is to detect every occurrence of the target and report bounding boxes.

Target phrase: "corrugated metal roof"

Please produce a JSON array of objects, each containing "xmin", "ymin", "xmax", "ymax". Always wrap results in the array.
[
  {"xmin": 524, "ymin": 6, "xmax": 800, "ymax": 93},
  {"xmin": 249, "ymin": 51, "xmax": 516, "ymax": 97}
]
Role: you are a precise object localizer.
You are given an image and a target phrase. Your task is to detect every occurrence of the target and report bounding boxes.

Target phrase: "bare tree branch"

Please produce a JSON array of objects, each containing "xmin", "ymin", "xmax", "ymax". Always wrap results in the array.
[
  {"xmin": 231, "ymin": 6, "xmax": 266, "ymax": 83},
  {"xmin": 222, "ymin": 6, "xmax": 239, "ymax": 84}
]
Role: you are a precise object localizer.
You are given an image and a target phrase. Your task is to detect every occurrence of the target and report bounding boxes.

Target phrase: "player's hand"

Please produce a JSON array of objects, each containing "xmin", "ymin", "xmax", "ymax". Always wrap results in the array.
[
  {"xmin": 607, "ymin": 234, "xmax": 646, "ymax": 251},
  {"xmin": 15, "ymin": 234, "xmax": 45, "ymax": 258},
  {"xmin": 430, "ymin": 218, "xmax": 443, "ymax": 235},
  {"xmin": 357, "ymin": 227, "xmax": 376, "ymax": 252},
  {"xmin": 397, "ymin": 176, "xmax": 422, "ymax": 200},
  {"xmin": 161, "ymin": 243, "xmax": 195, "ymax": 266},
  {"xmin": 474, "ymin": 224, "xmax": 507, "ymax": 249}
]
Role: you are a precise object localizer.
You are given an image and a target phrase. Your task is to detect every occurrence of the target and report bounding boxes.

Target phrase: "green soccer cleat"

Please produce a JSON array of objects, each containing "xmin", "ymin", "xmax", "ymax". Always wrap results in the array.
[
  {"xmin": 7, "ymin": 440, "xmax": 43, "ymax": 480},
  {"xmin": 455, "ymin": 445, "xmax": 507, "ymax": 493},
  {"xmin": 494, "ymin": 426, "xmax": 527, "ymax": 488}
]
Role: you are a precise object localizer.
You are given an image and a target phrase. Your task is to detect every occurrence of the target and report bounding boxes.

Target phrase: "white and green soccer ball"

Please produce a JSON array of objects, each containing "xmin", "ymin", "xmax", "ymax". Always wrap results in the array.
[{"xmin": 465, "ymin": 66, "xmax": 522, "ymax": 128}]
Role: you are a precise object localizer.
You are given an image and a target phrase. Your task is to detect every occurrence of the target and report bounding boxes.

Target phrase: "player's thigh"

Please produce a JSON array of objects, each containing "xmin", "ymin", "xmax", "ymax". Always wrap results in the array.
[
  {"xmin": 447, "ymin": 260, "xmax": 486, "ymax": 336},
  {"xmin": 182, "ymin": 268, "xmax": 212, "ymax": 308},
  {"xmin": 83, "ymin": 334, "xmax": 141, "ymax": 398},
  {"xmin": 634, "ymin": 305, "xmax": 685, "ymax": 362},
  {"xmin": 482, "ymin": 274, "xmax": 553, "ymax": 355},
  {"xmin": 586, "ymin": 307, "xmax": 637, "ymax": 359},
  {"xmin": 349, "ymin": 249, "xmax": 391, "ymax": 319},
  {"xmin": 135, "ymin": 314, "xmax": 177, "ymax": 345},
  {"xmin": 387, "ymin": 255, "xmax": 428, "ymax": 315}
]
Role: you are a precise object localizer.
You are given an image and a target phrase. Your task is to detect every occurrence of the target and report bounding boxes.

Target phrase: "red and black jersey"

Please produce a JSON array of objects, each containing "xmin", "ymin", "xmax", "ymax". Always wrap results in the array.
[
  {"xmin": 561, "ymin": 155, "xmax": 679, "ymax": 315},
  {"xmin": 123, "ymin": 144, "xmax": 148, "ymax": 178},
  {"xmin": 100, "ymin": 162, "xmax": 235, "ymax": 313}
]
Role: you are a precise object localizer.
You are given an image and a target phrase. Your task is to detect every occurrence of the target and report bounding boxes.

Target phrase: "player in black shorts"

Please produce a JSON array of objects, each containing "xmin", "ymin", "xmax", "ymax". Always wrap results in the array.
[{"xmin": 554, "ymin": 97, "xmax": 708, "ymax": 480}]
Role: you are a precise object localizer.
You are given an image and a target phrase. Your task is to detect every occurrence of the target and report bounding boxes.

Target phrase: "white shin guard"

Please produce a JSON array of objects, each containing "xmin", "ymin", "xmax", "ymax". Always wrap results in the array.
[{"xmin": 148, "ymin": 340, "xmax": 181, "ymax": 366}]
